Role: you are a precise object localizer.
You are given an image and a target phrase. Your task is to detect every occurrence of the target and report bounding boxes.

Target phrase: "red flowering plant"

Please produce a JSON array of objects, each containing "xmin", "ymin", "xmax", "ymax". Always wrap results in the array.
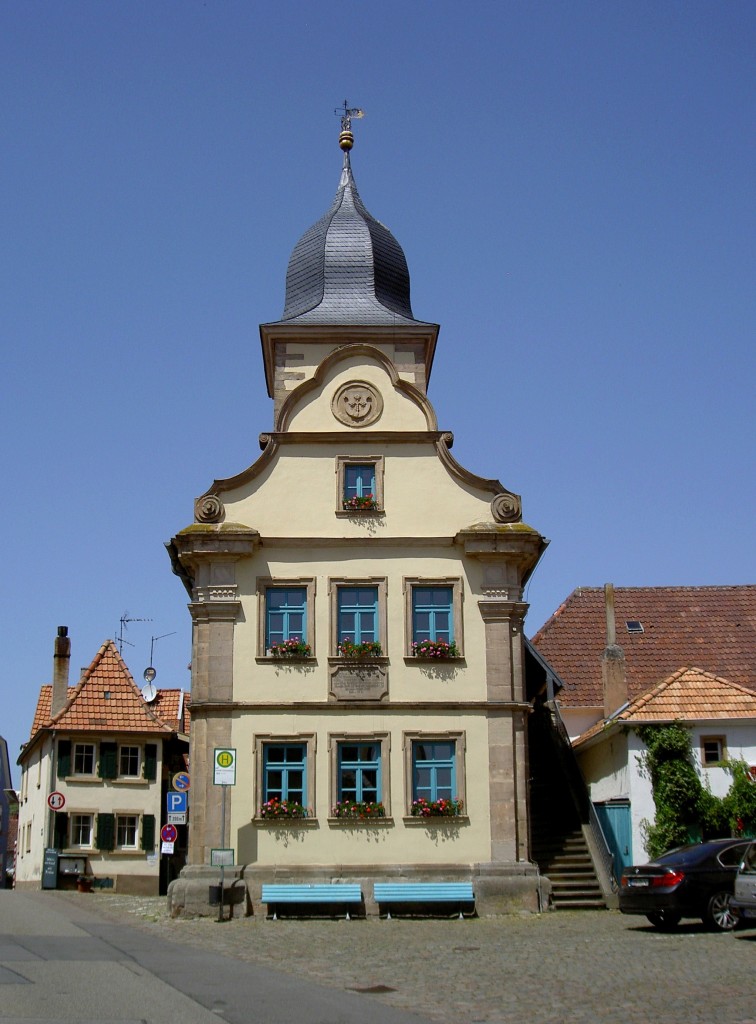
[
  {"xmin": 338, "ymin": 639, "xmax": 383, "ymax": 658},
  {"xmin": 411, "ymin": 639, "xmax": 459, "ymax": 659},
  {"xmin": 342, "ymin": 493, "xmax": 379, "ymax": 511},
  {"xmin": 410, "ymin": 797, "xmax": 463, "ymax": 817},
  {"xmin": 331, "ymin": 800, "xmax": 386, "ymax": 819},
  {"xmin": 269, "ymin": 638, "xmax": 312, "ymax": 658},
  {"xmin": 259, "ymin": 797, "xmax": 309, "ymax": 819}
]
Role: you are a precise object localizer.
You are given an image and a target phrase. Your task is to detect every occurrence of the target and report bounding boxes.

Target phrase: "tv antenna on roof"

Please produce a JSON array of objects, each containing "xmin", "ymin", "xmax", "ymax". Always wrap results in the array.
[
  {"xmin": 141, "ymin": 631, "xmax": 176, "ymax": 703},
  {"xmin": 116, "ymin": 612, "xmax": 152, "ymax": 654}
]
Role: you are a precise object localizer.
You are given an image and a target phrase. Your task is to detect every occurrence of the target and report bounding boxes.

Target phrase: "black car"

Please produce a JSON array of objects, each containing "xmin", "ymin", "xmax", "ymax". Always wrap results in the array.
[{"xmin": 619, "ymin": 837, "xmax": 751, "ymax": 931}]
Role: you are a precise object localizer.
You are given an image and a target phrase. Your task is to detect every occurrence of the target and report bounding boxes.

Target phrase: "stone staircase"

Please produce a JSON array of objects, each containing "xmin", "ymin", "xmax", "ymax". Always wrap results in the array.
[{"xmin": 531, "ymin": 826, "xmax": 606, "ymax": 909}]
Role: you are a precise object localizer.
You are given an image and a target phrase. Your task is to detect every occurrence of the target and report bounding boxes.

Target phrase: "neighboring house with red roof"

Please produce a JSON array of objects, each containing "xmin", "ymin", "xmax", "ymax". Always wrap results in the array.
[
  {"xmin": 16, "ymin": 628, "xmax": 189, "ymax": 895},
  {"xmin": 531, "ymin": 586, "xmax": 756, "ymax": 870}
]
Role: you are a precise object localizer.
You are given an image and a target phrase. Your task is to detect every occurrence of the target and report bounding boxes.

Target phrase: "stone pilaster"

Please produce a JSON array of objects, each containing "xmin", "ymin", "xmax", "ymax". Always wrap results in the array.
[
  {"xmin": 167, "ymin": 524, "xmax": 260, "ymax": 865},
  {"xmin": 457, "ymin": 523, "xmax": 547, "ymax": 869}
]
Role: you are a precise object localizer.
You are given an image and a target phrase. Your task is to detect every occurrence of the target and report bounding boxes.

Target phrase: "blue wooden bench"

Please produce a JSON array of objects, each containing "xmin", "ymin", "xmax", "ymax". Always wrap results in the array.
[
  {"xmin": 373, "ymin": 882, "xmax": 475, "ymax": 919},
  {"xmin": 261, "ymin": 883, "xmax": 363, "ymax": 920}
]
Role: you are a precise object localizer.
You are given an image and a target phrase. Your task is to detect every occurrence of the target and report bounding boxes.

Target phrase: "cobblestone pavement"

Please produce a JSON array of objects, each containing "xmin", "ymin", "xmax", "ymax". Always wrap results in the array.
[{"xmin": 53, "ymin": 894, "xmax": 756, "ymax": 1024}]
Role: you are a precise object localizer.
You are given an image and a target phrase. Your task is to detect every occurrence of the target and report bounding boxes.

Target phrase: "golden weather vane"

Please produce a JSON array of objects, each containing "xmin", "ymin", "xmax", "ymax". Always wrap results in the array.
[{"xmin": 335, "ymin": 100, "xmax": 364, "ymax": 151}]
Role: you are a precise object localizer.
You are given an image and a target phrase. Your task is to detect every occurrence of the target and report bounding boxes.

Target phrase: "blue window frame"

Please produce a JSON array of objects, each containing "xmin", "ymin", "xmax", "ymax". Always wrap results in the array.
[
  {"xmin": 266, "ymin": 587, "xmax": 307, "ymax": 649},
  {"xmin": 263, "ymin": 743, "xmax": 306, "ymax": 804},
  {"xmin": 337, "ymin": 586, "xmax": 378, "ymax": 645},
  {"xmin": 338, "ymin": 743, "xmax": 381, "ymax": 803},
  {"xmin": 344, "ymin": 464, "xmax": 376, "ymax": 500},
  {"xmin": 412, "ymin": 586, "xmax": 453, "ymax": 644},
  {"xmin": 412, "ymin": 741, "xmax": 455, "ymax": 803}
]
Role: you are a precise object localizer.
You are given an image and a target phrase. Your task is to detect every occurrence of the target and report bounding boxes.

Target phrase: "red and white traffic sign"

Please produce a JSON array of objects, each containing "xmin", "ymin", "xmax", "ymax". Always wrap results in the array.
[
  {"xmin": 160, "ymin": 823, "xmax": 178, "ymax": 843},
  {"xmin": 47, "ymin": 791, "xmax": 66, "ymax": 811}
]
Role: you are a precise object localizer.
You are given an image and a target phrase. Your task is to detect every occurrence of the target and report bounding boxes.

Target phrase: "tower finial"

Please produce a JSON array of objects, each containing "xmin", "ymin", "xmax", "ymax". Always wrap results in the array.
[{"xmin": 335, "ymin": 99, "xmax": 364, "ymax": 151}]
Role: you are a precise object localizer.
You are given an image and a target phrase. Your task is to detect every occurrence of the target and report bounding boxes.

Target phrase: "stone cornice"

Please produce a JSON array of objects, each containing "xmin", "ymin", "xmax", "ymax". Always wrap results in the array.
[{"xmin": 189, "ymin": 699, "xmax": 532, "ymax": 714}]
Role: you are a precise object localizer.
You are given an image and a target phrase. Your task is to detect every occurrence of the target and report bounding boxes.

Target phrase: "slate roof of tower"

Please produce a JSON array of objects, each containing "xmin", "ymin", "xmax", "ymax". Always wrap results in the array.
[
  {"xmin": 28, "ymin": 640, "xmax": 190, "ymax": 737},
  {"xmin": 269, "ymin": 153, "xmax": 433, "ymax": 328},
  {"xmin": 574, "ymin": 667, "xmax": 756, "ymax": 747},
  {"xmin": 531, "ymin": 586, "xmax": 756, "ymax": 707}
]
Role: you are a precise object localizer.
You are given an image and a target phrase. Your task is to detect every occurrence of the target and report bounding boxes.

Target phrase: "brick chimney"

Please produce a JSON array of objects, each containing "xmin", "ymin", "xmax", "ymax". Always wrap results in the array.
[
  {"xmin": 601, "ymin": 584, "xmax": 627, "ymax": 717},
  {"xmin": 51, "ymin": 626, "xmax": 71, "ymax": 718}
]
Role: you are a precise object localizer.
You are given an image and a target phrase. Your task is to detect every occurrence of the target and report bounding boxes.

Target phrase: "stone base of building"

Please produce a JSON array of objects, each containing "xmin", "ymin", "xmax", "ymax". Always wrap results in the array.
[{"xmin": 167, "ymin": 862, "xmax": 551, "ymax": 918}]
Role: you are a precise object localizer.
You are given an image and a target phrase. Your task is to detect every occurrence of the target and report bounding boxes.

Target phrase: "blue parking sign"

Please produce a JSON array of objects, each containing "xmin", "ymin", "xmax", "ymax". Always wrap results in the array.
[{"xmin": 167, "ymin": 791, "xmax": 187, "ymax": 815}]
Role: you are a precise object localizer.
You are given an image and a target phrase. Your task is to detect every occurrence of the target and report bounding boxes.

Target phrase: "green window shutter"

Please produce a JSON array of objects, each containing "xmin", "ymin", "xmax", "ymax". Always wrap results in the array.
[
  {"xmin": 143, "ymin": 744, "xmax": 158, "ymax": 782},
  {"xmin": 141, "ymin": 814, "xmax": 155, "ymax": 851},
  {"xmin": 57, "ymin": 740, "xmax": 71, "ymax": 778},
  {"xmin": 96, "ymin": 813, "xmax": 115, "ymax": 851},
  {"xmin": 99, "ymin": 742, "xmax": 117, "ymax": 779},
  {"xmin": 53, "ymin": 812, "xmax": 69, "ymax": 850}
]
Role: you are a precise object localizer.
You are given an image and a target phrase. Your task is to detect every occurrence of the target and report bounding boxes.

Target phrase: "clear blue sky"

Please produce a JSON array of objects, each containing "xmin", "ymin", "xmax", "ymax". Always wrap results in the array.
[{"xmin": 2, "ymin": 1, "xmax": 753, "ymax": 780}]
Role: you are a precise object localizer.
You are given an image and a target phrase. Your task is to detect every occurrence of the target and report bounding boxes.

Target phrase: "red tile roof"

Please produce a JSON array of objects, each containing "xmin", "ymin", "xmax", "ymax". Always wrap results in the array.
[
  {"xmin": 28, "ymin": 640, "xmax": 190, "ymax": 739},
  {"xmin": 574, "ymin": 667, "xmax": 756, "ymax": 747},
  {"xmin": 531, "ymin": 586, "xmax": 756, "ymax": 707}
]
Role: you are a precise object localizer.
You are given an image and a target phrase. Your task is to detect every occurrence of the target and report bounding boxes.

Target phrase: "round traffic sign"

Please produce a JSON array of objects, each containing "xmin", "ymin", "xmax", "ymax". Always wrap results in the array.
[
  {"xmin": 161, "ymin": 823, "xmax": 178, "ymax": 843},
  {"xmin": 216, "ymin": 750, "xmax": 234, "ymax": 769},
  {"xmin": 47, "ymin": 791, "xmax": 66, "ymax": 811},
  {"xmin": 172, "ymin": 771, "xmax": 190, "ymax": 792}
]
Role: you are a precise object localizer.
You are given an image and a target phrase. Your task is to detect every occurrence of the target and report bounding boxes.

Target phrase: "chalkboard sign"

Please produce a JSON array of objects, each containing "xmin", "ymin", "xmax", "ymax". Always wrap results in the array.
[{"xmin": 42, "ymin": 848, "xmax": 58, "ymax": 889}]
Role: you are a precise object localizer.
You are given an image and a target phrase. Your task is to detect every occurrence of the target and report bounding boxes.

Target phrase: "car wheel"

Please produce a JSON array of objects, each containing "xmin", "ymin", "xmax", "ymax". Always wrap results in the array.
[
  {"xmin": 646, "ymin": 911, "xmax": 682, "ymax": 931},
  {"xmin": 703, "ymin": 891, "xmax": 739, "ymax": 932}
]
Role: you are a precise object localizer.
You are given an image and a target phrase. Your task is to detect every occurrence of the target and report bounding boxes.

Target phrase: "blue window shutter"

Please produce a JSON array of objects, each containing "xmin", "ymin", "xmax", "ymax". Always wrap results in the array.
[
  {"xmin": 337, "ymin": 743, "xmax": 381, "ymax": 803},
  {"xmin": 412, "ymin": 741, "xmax": 456, "ymax": 802},
  {"xmin": 344, "ymin": 464, "xmax": 376, "ymax": 500},
  {"xmin": 265, "ymin": 587, "xmax": 307, "ymax": 649},
  {"xmin": 337, "ymin": 587, "xmax": 378, "ymax": 645},
  {"xmin": 263, "ymin": 743, "xmax": 307, "ymax": 805},
  {"xmin": 412, "ymin": 587, "xmax": 453, "ymax": 643}
]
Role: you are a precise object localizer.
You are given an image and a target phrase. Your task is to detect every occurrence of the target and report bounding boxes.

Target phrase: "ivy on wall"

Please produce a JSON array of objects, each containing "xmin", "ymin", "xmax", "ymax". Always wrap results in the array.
[{"xmin": 637, "ymin": 723, "xmax": 756, "ymax": 858}]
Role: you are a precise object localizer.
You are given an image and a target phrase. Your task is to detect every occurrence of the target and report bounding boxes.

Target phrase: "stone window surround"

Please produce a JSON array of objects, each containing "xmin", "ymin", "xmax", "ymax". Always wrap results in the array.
[
  {"xmin": 329, "ymin": 576, "xmax": 388, "ymax": 658},
  {"xmin": 700, "ymin": 735, "xmax": 727, "ymax": 766},
  {"xmin": 328, "ymin": 731, "xmax": 391, "ymax": 818},
  {"xmin": 402, "ymin": 576, "xmax": 464, "ymax": 658},
  {"xmin": 335, "ymin": 454, "xmax": 385, "ymax": 514},
  {"xmin": 256, "ymin": 577, "xmax": 317, "ymax": 659},
  {"xmin": 72, "ymin": 742, "xmax": 96, "ymax": 777},
  {"xmin": 118, "ymin": 744, "xmax": 141, "ymax": 779},
  {"xmin": 115, "ymin": 812, "xmax": 140, "ymax": 850},
  {"xmin": 401, "ymin": 729, "xmax": 466, "ymax": 818},
  {"xmin": 252, "ymin": 732, "xmax": 317, "ymax": 820},
  {"xmin": 69, "ymin": 810, "xmax": 96, "ymax": 849}
]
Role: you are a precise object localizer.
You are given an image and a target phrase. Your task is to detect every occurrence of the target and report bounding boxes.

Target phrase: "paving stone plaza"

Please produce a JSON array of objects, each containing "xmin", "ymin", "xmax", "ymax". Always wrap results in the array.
[{"xmin": 60, "ymin": 894, "xmax": 756, "ymax": 1024}]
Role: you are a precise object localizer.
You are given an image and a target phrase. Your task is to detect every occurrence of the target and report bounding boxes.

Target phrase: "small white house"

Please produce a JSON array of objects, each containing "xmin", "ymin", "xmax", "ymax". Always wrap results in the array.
[{"xmin": 573, "ymin": 666, "xmax": 756, "ymax": 870}]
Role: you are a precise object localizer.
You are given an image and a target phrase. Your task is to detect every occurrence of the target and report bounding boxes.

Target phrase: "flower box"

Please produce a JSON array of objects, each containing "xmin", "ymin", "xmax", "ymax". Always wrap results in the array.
[
  {"xmin": 342, "ymin": 494, "xmax": 380, "ymax": 511},
  {"xmin": 269, "ymin": 639, "xmax": 312, "ymax": 658},
  {"xmin": 411, "ymin": 640, "xmax": 460, "ymax": 659},
  {"xmin": 338, "ymin": 639, "xmax": 383, "ymax": 658},
  {"xmin": 331, "ymin": 801, "xmax": 386, "ymax": 819},
  {"xmin": 410, "ymin": 798, "xmax": 464, "ymax": 817},
  {"xmin": 258, "ymin": 798, "xmax": 309, "ymax": 819}
]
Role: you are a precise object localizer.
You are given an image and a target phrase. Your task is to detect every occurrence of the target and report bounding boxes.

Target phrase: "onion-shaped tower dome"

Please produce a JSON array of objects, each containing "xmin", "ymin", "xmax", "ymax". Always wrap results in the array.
[{"xmin": 278, "ymin": 139, "xmax": 427, "ymax": 326}]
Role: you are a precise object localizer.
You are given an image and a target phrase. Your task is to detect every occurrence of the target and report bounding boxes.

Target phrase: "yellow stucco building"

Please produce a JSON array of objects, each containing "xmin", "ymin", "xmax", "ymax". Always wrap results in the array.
[{"xmin": 167, "ymin": 118, "xmax": 548, "ymax": 916}]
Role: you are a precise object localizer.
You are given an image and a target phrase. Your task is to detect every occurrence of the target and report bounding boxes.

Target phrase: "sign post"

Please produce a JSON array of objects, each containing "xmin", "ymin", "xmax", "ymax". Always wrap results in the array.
[{"xmin": 213, "ymin": 749, "xmax": 236, "ymax": 921}]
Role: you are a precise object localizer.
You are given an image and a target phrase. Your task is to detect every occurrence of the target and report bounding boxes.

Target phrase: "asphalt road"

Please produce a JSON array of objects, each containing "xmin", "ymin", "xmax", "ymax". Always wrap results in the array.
[{"xmin": 2, "ymin": 891, "xmax": 755, "ymax": 1024}]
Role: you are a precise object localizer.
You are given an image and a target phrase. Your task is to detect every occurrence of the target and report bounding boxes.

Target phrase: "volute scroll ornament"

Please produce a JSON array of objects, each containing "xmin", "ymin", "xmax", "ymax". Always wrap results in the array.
[
  {"xmin": 195, "ymin": 494, "xmax": 225, "ymax": 524},
  {"xmin": 491, "ymin": 492, "xmax": 522, "ymax": 524},
  {"xmin": 331, "ymin": 381, "xmax": 383, "ymax": 428}
]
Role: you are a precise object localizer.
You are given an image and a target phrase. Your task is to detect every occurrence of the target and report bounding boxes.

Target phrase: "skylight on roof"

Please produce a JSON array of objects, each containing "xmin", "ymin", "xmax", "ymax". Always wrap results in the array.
[{"xmin": 625, "ymin": 620, "xmax": 644, "ymax": 634}]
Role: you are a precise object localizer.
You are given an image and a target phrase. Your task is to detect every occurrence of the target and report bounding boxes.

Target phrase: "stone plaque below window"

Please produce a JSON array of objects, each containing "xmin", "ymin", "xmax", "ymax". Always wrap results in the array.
[{"xmin": 329, "ymin": 663, "xmax": 388, "ymax": 702}]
